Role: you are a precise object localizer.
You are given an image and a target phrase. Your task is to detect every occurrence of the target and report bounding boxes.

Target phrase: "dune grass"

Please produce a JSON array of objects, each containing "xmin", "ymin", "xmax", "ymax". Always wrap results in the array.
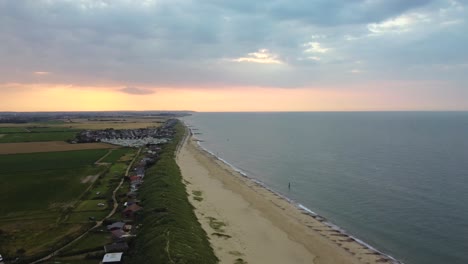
[{"xmin": 128, "ymin": 121, "xmax": 218, "ymax": 264}]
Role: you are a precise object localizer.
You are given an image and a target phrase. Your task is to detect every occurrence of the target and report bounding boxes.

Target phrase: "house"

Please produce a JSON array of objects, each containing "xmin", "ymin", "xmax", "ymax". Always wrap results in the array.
[
  {"xmin": 123, "ymin": 201, "xmax": 134, "ymax": 207},
  {"xmin": 104, "ymin": 242, "xmax": 129, "ymax": 253},
  {"xmin": 135, "ymin": 167, "xmax": 145, "ymax": 177},
  {"xmin": 107, "ymin": 222, "xmax": 125, "ymax": 231},
  {"xmin": 123, "ymin": 224, "xmax": 132, "ymax": 232},
  {"xmin": 129, "ymin": 175, "xmax": 140, "ymax": 182},
  {"xmin": 102, "ymin": 252, "xmax": 123, "ymax": 263},
  {"xmin": 111, "ymin": 229, "xmax": 126, "ymax": 241},
  {"xmin": 122, "ymin": 204, "xmax": 143, "ymax": 218}
]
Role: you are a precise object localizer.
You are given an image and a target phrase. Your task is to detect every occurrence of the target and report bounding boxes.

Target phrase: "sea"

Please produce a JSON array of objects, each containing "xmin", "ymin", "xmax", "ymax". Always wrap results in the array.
[{"xmin": 182, "ymin": 112, "xmax": 468, "ymax": 264}]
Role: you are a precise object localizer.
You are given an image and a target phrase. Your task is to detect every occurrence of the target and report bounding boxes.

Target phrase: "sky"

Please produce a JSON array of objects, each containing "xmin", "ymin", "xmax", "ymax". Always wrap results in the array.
[{"xmin": 0, "ymin": 0, "xmax": 467, "ymax": 112}]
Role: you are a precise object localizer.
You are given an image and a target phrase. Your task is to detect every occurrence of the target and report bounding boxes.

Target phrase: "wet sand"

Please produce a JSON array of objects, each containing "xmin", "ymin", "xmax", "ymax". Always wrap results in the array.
[{"xmin": 176, "ymin": 133, "xmax": 396, "ymax": 264}]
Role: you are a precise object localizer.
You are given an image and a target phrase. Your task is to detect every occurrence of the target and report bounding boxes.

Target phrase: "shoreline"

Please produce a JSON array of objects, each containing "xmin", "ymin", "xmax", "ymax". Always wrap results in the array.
[
  {"xmin": 177, "ymin": 126, "xmax": 401, "ymax": 264},
  {"xmin": 195, "ymin": 138, "xmax": 401, "ymax": 263}
]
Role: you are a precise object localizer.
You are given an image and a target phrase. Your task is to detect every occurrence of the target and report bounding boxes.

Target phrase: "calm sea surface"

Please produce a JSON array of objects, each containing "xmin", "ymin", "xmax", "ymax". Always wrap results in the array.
[{"xmin": 182, "ymin": 112, "xmax": 468, "ymax": 264}]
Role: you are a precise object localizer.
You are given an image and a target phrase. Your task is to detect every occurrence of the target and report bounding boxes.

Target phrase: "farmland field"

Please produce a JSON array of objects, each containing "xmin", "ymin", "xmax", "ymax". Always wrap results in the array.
[
  {"xmin": 0, "ymin": 127, "xmax": 28, "ymax": 133},
  {"xmin": 0, "ymin": 149, "xmax": 109, "ymax": 214},
  {"xmin": 0, "ymin": 141, "xmax": 118, "ymax": 154},
  {"xmin": 60, "ymin": 231, "xmax": 111, "ymax": 256},
  {"xmin": 0, "ymin": 149, "xmax": 112, "ymax": 259},
  {"xmin": 74, "ymin": 200, "xmax": 108, "ymax": 212},
  {"xmin": 99, "ymin": 148, "xmax": 135, "ymax": 163},
  {"xmin": 59, "ymin": 122, "xmax": 162, "ymax": 130},
  {"xmin": 0, "ymin": 117, "xmax": 165, "ymax": 130},
  {"xmin": 0, "ymin": 116, "xmax": 169, "ymax": 262},
  {"xmin": 0, "ymin": 131, "xmax": 77, "ymax": 143},
  {"xmin": 26, "ymin": 127, "xmax": 80, "ymax": 132}
]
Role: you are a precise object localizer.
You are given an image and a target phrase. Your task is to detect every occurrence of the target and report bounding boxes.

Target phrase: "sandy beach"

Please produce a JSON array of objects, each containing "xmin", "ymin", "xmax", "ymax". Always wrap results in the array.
[{"xmin": 176, "ymin": 131, "xmax": 396, "ymax": 264}]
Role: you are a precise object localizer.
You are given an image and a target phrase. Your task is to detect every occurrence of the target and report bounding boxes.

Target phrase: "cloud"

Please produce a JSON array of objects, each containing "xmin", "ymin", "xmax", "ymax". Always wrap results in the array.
[
  {"xmin": 119, "ymin": 87, "xmax": 155, "ymax": 95},
  {"xmin": 0, "ymin": 0, "xmax": 466, "ymax": 94},
  {"xmin": 367, "ymin": 13, "xmax": 430, "ymax": 34},
  {"xmin": 350, "ymin": 69, "xmax": 364, "ymax": 74},
  {"xmin": 303, "ymin": 42, "xmax": 330, "ymax": 53},
  {"xmin": 230, "ymin": 49, "xmax": 283, "ymax": 64},
  {"xmin": 33, "ymin": 71, "xmax": 51, "ymax": 75},
  {"xmin": 215, "ymin": 0, "xmax": 434, "ymax": 26},
  {"xmin": 307, "ymin": 56, "xmax": 321, "ymax": 61},
  {"xmin": 440, "ymin": 19, "xmax": 464, "ymax": 26}
]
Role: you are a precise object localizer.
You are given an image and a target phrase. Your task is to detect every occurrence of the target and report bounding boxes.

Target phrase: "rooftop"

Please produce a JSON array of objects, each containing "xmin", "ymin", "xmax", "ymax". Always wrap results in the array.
[{"xmin": 103, "ymin": 252, "xmax": 123, "ymax": 262}]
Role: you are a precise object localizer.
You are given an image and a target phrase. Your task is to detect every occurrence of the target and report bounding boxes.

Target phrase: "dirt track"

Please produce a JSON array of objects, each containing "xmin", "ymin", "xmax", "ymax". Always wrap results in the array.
[
  {"xmin": 31, "ymin": 148, "xmax": 142, "ymax": 264},
  {"xmin": 0, "ymin": 141, "xmax": 118, "ymax": 155}
]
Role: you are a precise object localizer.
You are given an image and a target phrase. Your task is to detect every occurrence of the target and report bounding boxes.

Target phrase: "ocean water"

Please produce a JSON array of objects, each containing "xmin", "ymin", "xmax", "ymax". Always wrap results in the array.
[{"xmin": 182, "ymin": 112, "xmax": 468, "ymax": 264}]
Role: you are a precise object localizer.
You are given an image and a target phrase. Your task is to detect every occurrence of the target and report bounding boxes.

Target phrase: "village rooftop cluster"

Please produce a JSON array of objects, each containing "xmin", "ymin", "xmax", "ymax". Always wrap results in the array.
[
  {"xmin": 99, "ymin": 121, "xmax": 176, "ymax": 263},
  {"xmin": 74, "ymin": 119, "xmax": 177, "ymax": 147}
]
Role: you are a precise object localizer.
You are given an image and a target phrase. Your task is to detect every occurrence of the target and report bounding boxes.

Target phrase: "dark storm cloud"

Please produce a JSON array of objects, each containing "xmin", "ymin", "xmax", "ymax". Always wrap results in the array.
[{"xmin": 0, "ymin": 0, "xmax": 467, "ymax": 90}]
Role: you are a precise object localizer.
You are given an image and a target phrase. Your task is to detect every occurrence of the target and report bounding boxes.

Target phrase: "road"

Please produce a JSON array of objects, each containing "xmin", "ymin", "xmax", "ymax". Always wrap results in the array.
[{"xmin": 31, "ymin": 147, "xmax": 142, "ymax": 264}]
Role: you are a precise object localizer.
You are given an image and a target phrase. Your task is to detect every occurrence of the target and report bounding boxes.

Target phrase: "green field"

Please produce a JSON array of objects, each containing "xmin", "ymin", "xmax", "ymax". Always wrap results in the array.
[
  {"xmin": 59, "ymin": 231, "xmax": 111, "ymax": 256},
  {"xmin": 74, "ymin": 200, "xmax": 108, "ymax": 212},
  {"xmin": 0, "ymin": 127, "xmax": 28, "ymax": 133},
  {"xmin": 0, "ymin": 149, "xmax": 108, "ymax": 214},
  {"xmin": 0, "ymin": 131, "xmax": 78, "ymax": 143},
  {"xmin": 66, "ymin": 211, "xmax": 109, "ymax": 224},
  {"xmin": 0, "ymin": 149, "xmax": 112, "ymax": 260},
  {"xmin": 26, "ymin": 127, "xmax": 79, "ymax": 132},
  {"xmin": 100, "ymin": 148, "xmax": 135, "ymax": 163},
  {"xmin": 0, "ymin": 124, "xmax": 79, "ymax": 142},
  {"xmin": 0, "ymin": 119, "xmax": 193, "ymax": 263}
]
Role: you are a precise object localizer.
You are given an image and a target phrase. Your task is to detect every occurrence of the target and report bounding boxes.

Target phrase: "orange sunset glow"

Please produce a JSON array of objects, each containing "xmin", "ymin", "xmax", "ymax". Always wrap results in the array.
[
  {"xmin": 1, "ymin": 0, "xmax": 467, "ymax": 112},
  {"xmin": 1, "ymin": 82, "xmax": 464, "ymax": 112}
]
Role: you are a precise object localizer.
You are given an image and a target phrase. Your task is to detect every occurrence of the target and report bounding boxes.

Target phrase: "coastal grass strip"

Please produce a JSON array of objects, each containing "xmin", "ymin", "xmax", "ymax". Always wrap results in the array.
[{"xmin": 128, "ymin": 121, "xmax": 218, "ymax": 264}]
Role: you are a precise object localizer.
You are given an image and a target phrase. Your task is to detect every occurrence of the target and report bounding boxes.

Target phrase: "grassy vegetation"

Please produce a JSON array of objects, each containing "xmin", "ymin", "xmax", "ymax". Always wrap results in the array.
[
  {"xmin": 65, "ymin": 211, "xmax": 109, "ymax": 224},
  {"xmin": 100, "ymin": 148, "xmax": 134, "ymax": 163},
  {"xmin": 206, "ymin": 217, "xmax": 227, "ymax": 232},
  {"xmin": 56, "ymin": 121, "xmax": 163, "ymax": 130},
  {"xmin": 0, "ymin": 131, "xmax": 77, "ymax": 143},
  {"xmin": 0, "ymin": 149, "xmax": 108, "ymax": 214},
  {"xmin": 0, "ymin": 127, "xmax": 28, "ymax": 133},
  {"xmin": 0, "ymin": 149, "xmax": 111, "ymax": 261},
  {"xmin": 234, "ymin": 258, "xmax": 248, "ymax": 264},
  {"xmin": 192, "ymin": 190, "xmax": 204, "ymax": 202},
  {"xmin": 59, "ymin": 231, "xmax": 111, "ymax": 256},
  {"xmin": 74, "ymin": 200, "xmax": 108, "ymax": 212},
  {"xmin": 26, "ymin": 127, "xmax": 79, "ymax": 132},
  {"xmin": 43, "ymin": 258, "xmax": 101, "ymax": 264},
  {"xmin": 0, "ymin": 149, "xmax": 107, "ymax": 173},
  {"xmin": 85, "ymin": 162, "xmax": 127, "ymax": 199},
  {"xmin": 128, "ymin": 121, "xmax": 218, "ymax": 264},
  {"xmin": 0, "ymin": 220, "xmax": 91, "ymax": 262}
]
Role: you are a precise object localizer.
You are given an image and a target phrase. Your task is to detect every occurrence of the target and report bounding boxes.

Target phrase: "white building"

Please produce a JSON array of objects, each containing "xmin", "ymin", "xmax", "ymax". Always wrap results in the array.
[{"xmin": 102, "ymin": 252, "xmax": 123, "ymax": 263}]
